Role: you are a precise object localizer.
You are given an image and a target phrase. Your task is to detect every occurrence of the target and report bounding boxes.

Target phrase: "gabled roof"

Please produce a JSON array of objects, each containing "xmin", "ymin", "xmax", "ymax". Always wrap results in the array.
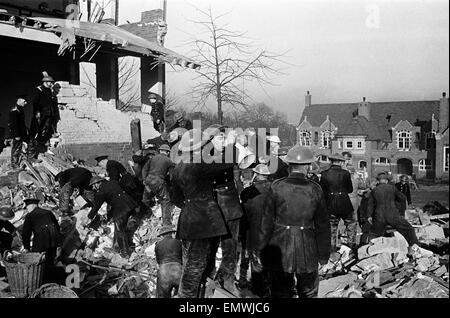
[
  {"xmin": 299, "ymin": 100, "xmax": 440, "ymax": 128},
  {"xmin": 335, "ymin": 116, "xmax": 391, "ymax": 142}
]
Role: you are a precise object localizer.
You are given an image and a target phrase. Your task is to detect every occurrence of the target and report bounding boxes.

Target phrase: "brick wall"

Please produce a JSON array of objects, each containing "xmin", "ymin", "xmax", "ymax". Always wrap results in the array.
[
  {"xmin": 56, "ymin": 82, "xmax": 158, "ymax": 165},
  {"xmin": 119, "ymin": 9, "xmax": 162, "ymax": 42}
]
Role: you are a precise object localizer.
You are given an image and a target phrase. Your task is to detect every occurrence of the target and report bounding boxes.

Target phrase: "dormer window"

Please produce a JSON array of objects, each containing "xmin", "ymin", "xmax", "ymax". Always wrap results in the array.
[
  {"xmin": 299, "ymin": 130, "xmax": 311, "ymax": 146},
  {"xmin": 397, "ymin": 130, "xmax": 411, "ymax": 151},
  {"xmin": 321, "ymin": 130, "xmax": 332, "ymax": 148}
]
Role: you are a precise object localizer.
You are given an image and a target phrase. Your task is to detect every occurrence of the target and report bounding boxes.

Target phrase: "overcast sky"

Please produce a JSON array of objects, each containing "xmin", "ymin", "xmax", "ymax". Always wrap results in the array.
[{"xmin": 120, "ymin": 0, "xmax": 449, "ymax": 123}]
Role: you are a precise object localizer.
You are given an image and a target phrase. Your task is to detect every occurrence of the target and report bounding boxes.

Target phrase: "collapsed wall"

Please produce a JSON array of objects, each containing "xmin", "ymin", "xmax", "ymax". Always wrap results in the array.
[{"xmin": 57, "ymin": 82, "xmax": 158, "ymax": 165}]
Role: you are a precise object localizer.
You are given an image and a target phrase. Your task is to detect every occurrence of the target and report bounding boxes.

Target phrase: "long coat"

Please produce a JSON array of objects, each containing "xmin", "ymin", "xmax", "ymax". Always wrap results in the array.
[
  {"xmin": 88, "ymin": 180, "xmax": 138, "ymax": 220},
  {"xmin": 395, "ymin": 182, "xmax": 411, "ymax": 205},
  {"xmin": 259, "ymin": 173, "xmax": 330, "ymax": 274},
  {"xmin": 170, "ymin": 161, "xmax": 230, "ymax": 240},
  {"xmin": 367, "ymin": 183, "xmax": 406, "ymax": 221},
  {"xmin": 319, "ymin": 164, "xmax": 354, "ymax": 218},
  {"xmin": 57, "ymin": 167, "xmax": 92, "ymax": 190},
  {"xmin": 22, "ymin": 207, "xmax": 60, "ymax": 252},
  {"xmin": 8, "ymin": 107, "xmax": 28, "ymax": 139},
  {"xmin": 241, "ymin": 179, "xmax": 272, "ymax": 251},
  {"xmin": 32, "ymin": 85, "xmax": 55, "ymax": 117}
]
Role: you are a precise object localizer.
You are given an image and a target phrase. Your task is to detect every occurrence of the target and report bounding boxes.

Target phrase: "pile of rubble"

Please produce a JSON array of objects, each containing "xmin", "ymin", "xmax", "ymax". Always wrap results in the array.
[
  {"xmin": 0, "ymin": 151, "xmax": 175, "ymax": 298},
  {"xmin": 318, "ymin": 207, "xmax": 449, "ymax": 298}
]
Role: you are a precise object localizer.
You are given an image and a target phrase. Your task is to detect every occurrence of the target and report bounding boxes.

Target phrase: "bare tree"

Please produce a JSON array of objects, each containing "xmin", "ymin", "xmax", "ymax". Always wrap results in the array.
[{"xmin": 184, "ymin": 6, "xmax": 289, "ymax": 124}]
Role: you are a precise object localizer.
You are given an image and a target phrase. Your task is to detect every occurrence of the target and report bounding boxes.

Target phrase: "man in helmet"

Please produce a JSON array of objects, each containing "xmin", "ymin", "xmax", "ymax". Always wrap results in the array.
[
  {"xmin": 170, "ymin": 128, "xmax": 230, "ymax": 298},
  {"xmin": 87, "ymin": 176, "xmax": 138, "ymax": 258},
  {"xmin": 239, "ymin": 163, "xmax": 272, "ymax": 297},
  {"xmin": 143, "ymin": 144, "xmax": 174, "ymax": 226},
  {"xmin": 258, "ymin": 145, "xmax": 330, "ymax": 298},
  {"xmin": 168, "ymin": 112, "xmax": 193, "ymax": 133},
  {"xmin": 202, "ymin": 124, "xmax": 245, "ymax": 294},
  {"xmin": 0, "ymin": 206, "xmax": 18, "ymax": 254},
  {"xmin": 149, "ymin": 92, "xmax": 165, "ymax": 133},
  {"xmin": 32, "ymin": 71, "xmax": 57, "ymax": 148},
  {"xmin": 319, "ymin": 153, "xmax": 355, "ymax": 252},
  {"xmin": 8, "ymin": 95, "xmax": 29, "ymax": 168},
  {"xmin": 260, "ymin": 133, "xmax": 289, "ymax": 182},
  {"xmin": 55, "ymin": 167, "xmax": 93, "ymax": 216}
]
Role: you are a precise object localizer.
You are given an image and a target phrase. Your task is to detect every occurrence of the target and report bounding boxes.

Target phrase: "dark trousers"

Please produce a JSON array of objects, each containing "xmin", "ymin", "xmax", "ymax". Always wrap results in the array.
[
  {"xmin": 216, "ymin": 219, "xmax": 240, "ymax": 287},
  {"xmin": 0, "ymin": 232, "xmax": 13, "ymax": 254},
  {"xmin": 113, "ymin": 210, "xmax": 133, "ymax": 257},
  {"xmin": 157, "ymin": 262, "xmax": 182, "ymax": 298},
  {"xmin": 146, "ymin": 176, "xmax": 173, "ymax": 226},
  {"xmin": 11, "ymin": 138, "xmax": 23, "ymax": 165},
  {"xmin": 330, "ymin": 214, "xmax": 357, "ymax": 251},
  {"xmin": 40, "ymin": 116, "xmax": 54, "ymax": 144},
  {"xmin": 269, "ymin": 270, "xmax": 319, "ymax": 298},
  {"xmin": 371, "ymin": 215, "xmax": 419, "ymax": 246},
  {"xmin": 179, "ymin": 237, "xmax": 219, "ymax": 298}
]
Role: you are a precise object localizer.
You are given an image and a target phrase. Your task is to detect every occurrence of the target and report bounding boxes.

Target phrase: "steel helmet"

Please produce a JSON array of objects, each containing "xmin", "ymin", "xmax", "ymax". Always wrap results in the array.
[
  {"xmin": 159, "ymin": 144, "xmax": 171, "ymax": 152},
  {"xmin": 179, "ymin": 129, "xmax": 206, "ymax": 152},
  {"xmin": 252, "ymin": 164, "xmax": 271, "ymax": 175},
  {"xmin": 202, "ymin": 124, "xmax": 226, "ymax": 142},
  {"xmin": 267, "ymin": 135, "xmax": 281, "ymax": 143},
  {"xmin": 157, "ymin": 225, "xmax": 176, "ymax": 237},
  {"xmin": 41, "ymin": 71, "xmax": 55, "ymax": 82},
  {"xmin": 89, "ymin": 176, "xmax": 105, "ymax": 187},
  {"xmin": 174, "ymin": 112, "xmax": 184, "ymax": 121},
  {"xmin": 285, "ymin": 145, "xmax": 315, "ymax": 164},
  {"xmin": 0, "ymin": 206, "xmax": 15, "ymax": 220}
]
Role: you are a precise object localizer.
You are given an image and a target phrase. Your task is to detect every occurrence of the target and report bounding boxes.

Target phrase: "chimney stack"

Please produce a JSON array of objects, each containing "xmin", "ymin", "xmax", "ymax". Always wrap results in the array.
[
  {"xmin": 358, "ymin": 96, "xmax": 370, "ymax": 121},
  {"xmin": 439, "ymin": 92, "xmax": 449, "ymax": 132},
  {"xmin": 305, "ymin": 91, "xmax": 311, "ymax": 108}
]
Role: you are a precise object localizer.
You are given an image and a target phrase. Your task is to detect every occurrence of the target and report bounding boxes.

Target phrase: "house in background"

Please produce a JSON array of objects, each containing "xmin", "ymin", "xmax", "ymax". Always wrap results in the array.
[{"xmin": 297, "ymin": 91, "xmax": 449, "ymax": 181}]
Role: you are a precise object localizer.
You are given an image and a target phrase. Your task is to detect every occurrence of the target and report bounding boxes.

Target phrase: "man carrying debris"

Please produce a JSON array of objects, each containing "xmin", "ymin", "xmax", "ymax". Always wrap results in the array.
[
  {"xmin": 32, "ymin": 72, "xmax": 57, "ymax": 147},
  {"xmin": 258, "ymin": 146, "xmax": 330, "ymax": 298},
  {"xmin": 87, "ymin": 176, "xmax": 138, "ymax": 258},
  {"xmin": 170, "ymin": 129, "xmax": 230, "ymax": 298},
  {"xmin": 367, "ymin": 172, "xmax": 420, "ymax": 253},
  {"xmin": 7, "ymin": 95, "xmax": 29, "ymax": 168},
  {"xmin": 22, "ymin": 195, "xmax": 61, "ymax": 269},
  {"xmin": 240, "ymin": 164, "xmax": 273, "ymax": 297},
  {"xmin": 155, "ymin": 225, "xmax": 182, "ymax": 298},
  {"xmin": 320, "ymin": 153, "xmax": 356, "ymax": 252},
  {"xmin": 144, "ymin": 144, "xmax": 174, "ymax": 226},
  {"xmin": 0, "ymin": 206, "xmax": 18, "ymax": 254},
  {"xmin": 55, "ymin": 167, "xmax": 93, "ymax": 216}
]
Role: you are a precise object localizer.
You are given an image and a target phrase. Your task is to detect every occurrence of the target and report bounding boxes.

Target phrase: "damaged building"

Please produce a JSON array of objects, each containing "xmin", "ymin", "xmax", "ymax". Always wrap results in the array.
[{"xmin": 0, "ymin": 0, "xmax": 200, "ymax": 165}]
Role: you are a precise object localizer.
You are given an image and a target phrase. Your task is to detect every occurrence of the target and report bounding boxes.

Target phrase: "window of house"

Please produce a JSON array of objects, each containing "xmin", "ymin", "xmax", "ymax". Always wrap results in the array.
[
  {"xmin": 419, "ymin": 159, "xmax": 432, "ymax": 171},
  {"xmin": 338, "ymin": 140, "xmax": 343, "ymax": 149},
  {"xmin": 444, "ymin": 146, "xmax": 449, "ymax": 172},
  {"xmin": 314, "ymin": 132, "xmax": 319, "ymax": 144},
  {"xmin": 425, "ymin": 131, "xmax": 436, "ymax": 149},
  {"xmin": 397, "ymin": 130, "xmax": 411, "ymax": 151},
  {"xmin": 346, "ymin": 141, "xmax": 353, "ymax": 149},
  {"xmin": 357, "ymin": 141, "xmax": 363, "ymax": 149},
  {"xmin": 299, "ymin": 130, "xmax": 311, "ymax": 146},
  {"xmin": 321, "ymin": 130, "xmax": 331, "ymax": 148},
  {"xmin": 358, "ymin": 161, "xmax": 367, "ymax": 169},
  {"xmin": 375, "ymin": 157, "xmax": 390, "ymax": 165},
  {"xmin": 317, "ymin": 155, "xmax": 329, "ymax": 162}
]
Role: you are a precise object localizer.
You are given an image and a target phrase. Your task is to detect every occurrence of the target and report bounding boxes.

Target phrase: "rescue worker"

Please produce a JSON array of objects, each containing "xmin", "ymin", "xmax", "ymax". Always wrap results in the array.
[
  {"xmin": 240, "ymin": 164, "xmax": 272, "ymax": 297},
  {"xmin": 0, "ymin": 206, "xmax": 17, "ymax": 254},
  {"xmin": 32, "ymin": 71, "xmax": 57, "ymax": 146},
  {"xmin": 320, "ymin": 153, "xmax": 356, "ymax": 252},
  {"xmin": 258, "ymin": 146, "xmax": 331, "ymax": 298},
  {"xmin": 203, "ymin": 124, "xmax": 244, "ymax": 293},
  {"xmin": 141, "ymin": 143, "xmax": 159, "ymax": 209},
  {"xmin": 51, "ymin": 82, "xmax": 61, "ymax": 135},
  {"xmin": 357, "ymin": 179, "xmax": 378, "ymax": 245},
  {"xmin": 149, "ymin": 93, "xmax": 165, "ymax": 133},
  {"xmin": 395, "ymin": 175, "xmax": 412, "ymax": 213},
  {"xmin": 144, "ymin": 144, "xmax": 174, "ymax": 226},
  {"xmin": 170, "ymin": 129, "xmax": 229, "ymax": 298},
  {"xmin": 342, "ymin": 151, "xmax": 353, "ymax": 170},
  {"xmin": 8, "ymin": 95, "xmax": 28, "ymax": 168},
  {"xmin": 367, "ymin": 173, "xmax": 420, "ymax": 252},
  {"xmin": 95, "ymin": 155, "xmax": 127, "ymax": 181},
  {"xmin": 155, "ymin": 225, "xmax": 182, "ymax": 298},
  {"xmin": 168, "ymin": 112, "xmax": 193, "ymax": 132},
  {"xmin": 55, "ymin": 167, "xmax": 93, "ymax": 216},
  {"xmin": 261, "ymin": 134, "xmax": 289, "ymax": 182},
  {"xmin": 22, "ymin": 195, "xmax": 61, "ymax": 269}
]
